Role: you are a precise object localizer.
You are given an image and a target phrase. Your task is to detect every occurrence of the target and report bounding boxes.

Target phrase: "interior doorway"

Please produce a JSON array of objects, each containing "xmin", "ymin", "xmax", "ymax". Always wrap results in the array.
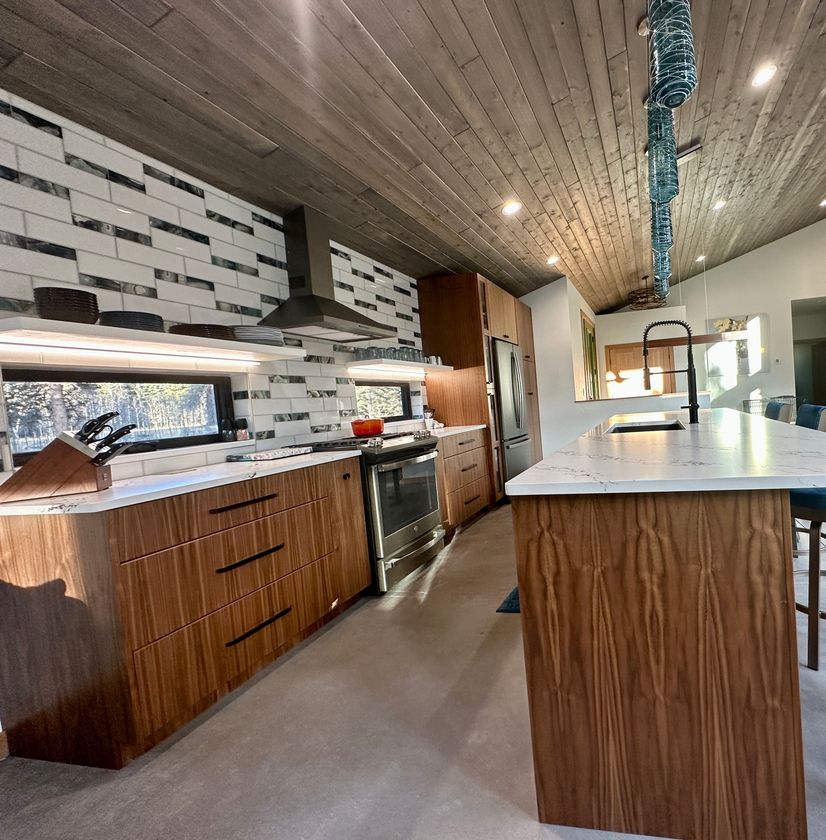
[{"xmin": 791, "ymin": 298, "xmax": 826, "ymax": 405}]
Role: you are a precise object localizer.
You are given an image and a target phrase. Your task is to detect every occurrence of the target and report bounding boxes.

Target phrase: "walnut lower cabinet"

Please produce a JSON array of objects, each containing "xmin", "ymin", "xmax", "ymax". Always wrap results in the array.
[
  {"xmin": 0, "ymin": 457, "xmax": 370, "ymax": 768},
  {"xmin": 435, "ymin": 430, "xmax": 491, "ymax": 531}
]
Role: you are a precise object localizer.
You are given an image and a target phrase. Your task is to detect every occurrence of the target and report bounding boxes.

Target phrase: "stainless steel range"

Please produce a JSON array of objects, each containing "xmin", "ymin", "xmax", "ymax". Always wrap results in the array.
[{"xmin": 309, "ymin": 431, "xmax": 445, "ymax": 592}]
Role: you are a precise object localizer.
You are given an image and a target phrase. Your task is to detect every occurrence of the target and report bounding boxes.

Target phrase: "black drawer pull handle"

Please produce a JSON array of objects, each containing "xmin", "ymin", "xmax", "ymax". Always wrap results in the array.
[
  {"xmin": 216, "ymin": 543, "xmax": 286, "ymax": 574},
  {"xmin": 457, "ymin": 439, "xmax": 474, "ymax": 446},
  {"xmin": 460, "ymin": 464, "xmax": 478, "ymax": 472},
  {"xmin": 464, "ymin": 494, "xmax": 481, "ymax": 505},
  {"xmin": 225, "ymin": 605, "xmax": 292, "ymax": 647},
  {"xmin": 209, "ymin": 491, "xmax": 279, "ymax": 514}
]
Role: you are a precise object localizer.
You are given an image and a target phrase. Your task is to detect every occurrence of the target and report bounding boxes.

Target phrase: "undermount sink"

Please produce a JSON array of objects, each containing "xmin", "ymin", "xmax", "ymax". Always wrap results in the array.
[{"xmin": 608, "ymin": 420, "xmax": 686, "ymax": 434}]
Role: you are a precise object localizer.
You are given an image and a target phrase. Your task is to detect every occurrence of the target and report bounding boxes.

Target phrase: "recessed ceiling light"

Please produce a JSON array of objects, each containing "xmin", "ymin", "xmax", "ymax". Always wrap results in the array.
[
  {"xmin": 502, "ymin": 200, "xmax": 522, "ymax": 216},
  {"xmin": 116, "ymin": 207, "xmax": 132, "ymax": 214},
  {"xmin": 751, "ymin": 64, "xmax": 777, "ymax": 87},
  {"xmin": 546, "ymin": 255, "xmax": 560, "ymax": 266},
  {"xmin": 695, "ymin": 255, "xmax": 706, "ymax": 263},
  {"xmin": 712, "ymin": 200, "xmax": 726, "ymax": 211},
  {"xmin": 820, "ymin": 199, "xmax": 826, "ymax": 208}
]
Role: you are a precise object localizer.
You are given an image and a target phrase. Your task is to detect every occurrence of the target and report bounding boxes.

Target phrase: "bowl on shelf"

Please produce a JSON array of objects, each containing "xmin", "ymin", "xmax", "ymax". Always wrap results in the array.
[
  {"xmin": 232, "ymin": 325, "xmax": 285, "ymax": 346},
  {"xmin": 34, "ymin": 286, "xmax": 99, "ymax": 324},
  {"xmin": 351, "ymin": 418, "xmax": 385, "ymax": 437}
]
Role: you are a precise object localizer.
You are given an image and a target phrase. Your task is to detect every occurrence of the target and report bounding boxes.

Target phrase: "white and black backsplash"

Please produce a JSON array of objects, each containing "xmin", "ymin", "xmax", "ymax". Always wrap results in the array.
[{"xmin": 0, "ymin": 90, "xmax": 425, "ymax": 477}]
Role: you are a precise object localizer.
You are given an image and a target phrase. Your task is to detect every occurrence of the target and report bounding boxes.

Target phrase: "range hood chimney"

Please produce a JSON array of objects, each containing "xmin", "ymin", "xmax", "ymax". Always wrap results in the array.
[{"xmin": 258, "ymin": 206, "xmax": 397, "ymax": 343}]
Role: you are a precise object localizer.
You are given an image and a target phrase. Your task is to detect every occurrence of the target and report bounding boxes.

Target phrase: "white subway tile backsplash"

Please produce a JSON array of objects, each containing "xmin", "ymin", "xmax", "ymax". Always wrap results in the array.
[
  {"xmin": 0, "ymin": 113, "xmax": 63, "ymax": 159},
  {"xmin": 204, "ymin": 192, "xmax": 253, "ymax": 227},
  {"xmin": 115, "ymin": 237, "xmax": 185, "ymax": 273},
  {"xmin": 0, "ymin": 271, "xmax": 33, "ymax": 300},
  {"xmin": 0, "ymin": 91, "xmax": 426, "ymax": 467},
  {"xmin": 24, "ymin": 213, "xmax": 117, "ymax": 256},
  {"xmin": 17, "ymin": 148, "xmax": 110, "ymax": 199},
  {"xmin": 210, "ymin": 237, "xmax": 256, "ymax": 269},
  {"xmin": 0, "ymin": 206, "xmax": 24, "ymax": 235},
  {"xmin": 145, "ymin": 176, "xmax": 205, "ymax": 214},
  {"xmin": 69, "ymin": 192, "xmax": 150, "ymax": 234},
  {"xmin": 109, "ymin": 183, "xmax": 180, "ymax": 225},
  {"xmin": 183, "ymin": 257, "xmax": 238, "ymax": 288},
  {"xmin": 63, "ymin": 131, "xmax": 144, "ymax": 180},
  {"xmin": 0, "ymin": 242, "xmax": 78, "ymax": 282},
  {"xmin": 150, "ymin": 227, "xmax": 211, "ymax": 262}
]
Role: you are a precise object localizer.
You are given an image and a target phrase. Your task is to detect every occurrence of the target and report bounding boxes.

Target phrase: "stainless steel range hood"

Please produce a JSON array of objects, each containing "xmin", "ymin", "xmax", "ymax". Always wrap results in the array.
[{"xmin": 258, "ymin": 206, "xmax": 397, "ymax": 343}]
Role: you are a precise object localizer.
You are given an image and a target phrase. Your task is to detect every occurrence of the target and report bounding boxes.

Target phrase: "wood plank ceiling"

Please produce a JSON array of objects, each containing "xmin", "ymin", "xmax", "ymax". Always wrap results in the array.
[{"xmin": 0, "ymin": 0, "xmax": 822, "ymax": 312}]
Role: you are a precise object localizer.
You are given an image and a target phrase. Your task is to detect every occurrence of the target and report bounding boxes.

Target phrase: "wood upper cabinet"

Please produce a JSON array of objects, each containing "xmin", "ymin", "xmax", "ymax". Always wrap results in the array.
[
  {"xmin": 485, "ymin": 280, "xmax": 518, "ymax": 342},
  {"xmin": 523, "ymin": 360, "xmax": 543, "ymax": 464},
  {"xmin": 515, "ymin": 299, "xmax": 535, "ymax": 360}
]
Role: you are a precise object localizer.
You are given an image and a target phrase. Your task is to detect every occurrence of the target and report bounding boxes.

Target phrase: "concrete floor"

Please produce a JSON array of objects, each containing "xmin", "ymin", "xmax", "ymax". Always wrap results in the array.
[{"xmin": 1, "ymin": 505, "xmax": 825, "ymax": 840}]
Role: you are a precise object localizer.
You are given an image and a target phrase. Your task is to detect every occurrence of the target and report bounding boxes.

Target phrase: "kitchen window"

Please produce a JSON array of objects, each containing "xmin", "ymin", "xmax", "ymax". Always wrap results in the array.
[
  {"xmin": 2, "ymin": 369, "xmax": 234, "ymax": 465},
  {"xmin": 354, "ymin": 381, "xmax": 412, "ymax": 422}
]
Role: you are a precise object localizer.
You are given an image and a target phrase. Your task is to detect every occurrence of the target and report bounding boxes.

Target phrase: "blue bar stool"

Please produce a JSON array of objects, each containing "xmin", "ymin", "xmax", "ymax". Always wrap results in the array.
[
  {"xmin": 765, "ymin": 401, "xmax": 792, "ymax": 422},
  {"xmin": 792, "ymin": 404, "xmax": 826, "ymax": 669}
]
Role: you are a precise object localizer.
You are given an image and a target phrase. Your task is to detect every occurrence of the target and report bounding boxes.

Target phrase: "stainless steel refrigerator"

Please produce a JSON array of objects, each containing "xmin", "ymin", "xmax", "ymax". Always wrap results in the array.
[{"xmin": 493, "ymin": 338, "xmax": 534, "ymax": 482}]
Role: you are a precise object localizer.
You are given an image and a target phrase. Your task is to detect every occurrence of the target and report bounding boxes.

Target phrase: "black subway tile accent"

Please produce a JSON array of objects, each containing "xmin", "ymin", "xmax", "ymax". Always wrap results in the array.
[
  {"xmin": 306, "ymin": 389, "xmax": 337, "ymax": 398},
  {"xmin": 283, "ymin": 337, "xmax": 303, "ymax": 347},
  {"xmin": 232, "ymin": 390, "xmax": 249, "ymax": 400},
  {"xmin": 0, "ymin": 164, "xmax": 70, "ymax": 199},
  {"xmin": 352, "ymin": 269, "xmax": 374, "ymax": 281},
  {"xmin": 311, "ymin": 424, "xmax": 341, "ymax": 433},
  {"xmin": 398, "ymin": 338, "xmax": 415, "ymax": 346},
  {"xmin": 249, "ymin": 390, "xmax": 270, "ymax": 399},
  {"xmin": 79, "ymin": 274, "xmax": 157, "ymax": 298},
  {"xmin": 66, "ymin": 154, "xmax": 147, "ymax": 193},
  {"xmin": 143, "ymin": 164, "xmax": 205, "ymax": 197},
  {"xmin": 353, "ymin": 299, "xmax": 378, "ymax": 311},
  {"xmin": 256, "ymin": 430, "xmax": 275, "ymax": 440},
  {"xmin": 154, "ymin": 269, "xmax": 215, "ymax": 292},
  {"xmin": 72, "ymin": 215, "xmax": 152, "ymax": 245},
  {"xmin": 330, "ymin": 246, "xmax": 351, "ymax": 260},
  {"xmin": 305, "ymin": 354, "xmax": 335, "ymax": 364},
  {"xmin": 206, "ymin": 209, "xmax": 254, "ymax": 235},
  {"xmin": 0, "ymin": 230, "xmax": 76, "ymax": 260},
  {"xmin": 257, "ymin": 253, "xmax": 287, "ymax": 270},
  {"xmin": 211, "ymin": 255, "xmax": 258, "ymax": 276},
  {"xmin": 269, "ymin": 374, "xmax": 306, "ymax": 384},
  {"xmin": 252, "ymin": 212, "xmax": 284, "ymax": 232},
  {"xmin": 334, "ymin": 280, "xmax": 354, "ymax": 292},
  {"xmin": 376, "ymin": 294, "xmax": 396, "ymax": 306},
  {"xmin": 336, "ymin": 377, "xmax": 355, "ymax": 385},
  {"xmin": 0, "ymin": 100, "xmax": 62, "ymax": 137},
  {"xmin": 0, "ymin": 296, "xmax": 36, "ymax": 314},
  {"xmin": 333, "ymin": 344, "xmax": 356, "ymax": 353},
  {"xmin": 216, "ymin": 300, "xmax": 263, "ymax": 317},
  {"xmin": 108, "ymin": 171, "xmax": 146, "ymax": 192},
  {"xmin": 150, "ymin": 217, "xmax": 209, "ymax": 245},
  {"xmin": 396, "ymin": 312, "xmax": 414, "ymax": 322},
  {"xmin": 393, "ymin": 285, "xmax": 412, "ymax": 296},
  {"xmin": 374, "ymin": 266, "xmax": 393, "ymax": 279}
]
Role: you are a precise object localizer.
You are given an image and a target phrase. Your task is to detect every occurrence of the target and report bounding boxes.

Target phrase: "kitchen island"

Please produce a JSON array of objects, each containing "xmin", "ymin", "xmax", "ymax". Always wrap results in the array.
[{"xmin": 506, "ymin": 409, "xmax": 826, "ymax": 840}]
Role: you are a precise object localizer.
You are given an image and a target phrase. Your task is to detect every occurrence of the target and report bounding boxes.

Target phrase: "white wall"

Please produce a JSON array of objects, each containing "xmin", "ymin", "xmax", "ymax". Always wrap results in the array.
[
  {"xmin": 566, "ymin": 281, "xmax": 596, "ymax": 401},
  {"xmin": 675, "ymin": 219, "xmax": 826, "ymax": 408},
  {"xmin": 522, "ymin": 278, "xmax": 709, "ymax": 455}
]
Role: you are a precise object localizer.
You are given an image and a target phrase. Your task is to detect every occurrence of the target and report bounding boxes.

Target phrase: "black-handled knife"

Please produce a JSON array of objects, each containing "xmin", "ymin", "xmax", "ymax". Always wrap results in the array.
[
  {"xmin": 91, "ymin": 442, "xmax": 133, "ymax": 466},
  {"xmin": 93, "ymin": 424, "xmax": 137, "ymax": 451},
  {"xmin": 76, "ymin": 412, "xmax": 119, "ymax": 444}
]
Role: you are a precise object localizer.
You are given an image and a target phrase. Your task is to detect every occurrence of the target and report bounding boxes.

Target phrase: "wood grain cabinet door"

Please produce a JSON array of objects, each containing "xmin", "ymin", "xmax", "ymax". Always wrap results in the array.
[
  {"xmin": 120, "ymin": 499, "xmax": 334, "ymax": 648},
  {"xmin": 515, "ymin": 300, "xmax": 535, "ymax": 360},
  {"xmin": 485, "ymin": 281, "xmax": 518, "ymax": 342}
]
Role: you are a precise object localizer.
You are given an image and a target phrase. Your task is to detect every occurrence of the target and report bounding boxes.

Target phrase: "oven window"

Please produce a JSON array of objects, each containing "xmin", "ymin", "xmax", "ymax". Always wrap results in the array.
[
  {"xmin": 2, "ymin": 369, "xmax": 233, "ymax": 464},
  {"xmin": 354, "ymin": 381, "xmax": 412, "ymax": 422},
  {"xmin": 376, "ymin": 455, "xmax": 439, "ymax": 537}
]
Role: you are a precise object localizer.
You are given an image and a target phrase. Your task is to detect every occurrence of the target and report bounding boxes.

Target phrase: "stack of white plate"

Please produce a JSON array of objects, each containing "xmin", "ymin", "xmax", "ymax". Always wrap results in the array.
[{"xmin": 233, "ymin": 325, "xmax": 285, "ymax": 346}]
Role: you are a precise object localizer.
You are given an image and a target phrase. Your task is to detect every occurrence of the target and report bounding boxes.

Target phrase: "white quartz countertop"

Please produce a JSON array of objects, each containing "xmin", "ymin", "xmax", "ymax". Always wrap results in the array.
[
  {"xmin": 505, "ymin": 408, "xmax": 826, "ymax": 496},
  {"xmin": 431, "ymin": 425, "xmax": 487, "ymax": 437},
  {"xmin": 0, "ymin": 451, "xmax": 361, "ymax": 515}
]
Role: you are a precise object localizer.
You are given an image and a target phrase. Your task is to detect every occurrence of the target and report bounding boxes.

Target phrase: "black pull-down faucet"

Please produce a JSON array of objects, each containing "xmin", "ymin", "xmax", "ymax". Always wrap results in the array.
[{"xmin": 642, "ymin": 319, "xmax": 700, "ymax": 424}]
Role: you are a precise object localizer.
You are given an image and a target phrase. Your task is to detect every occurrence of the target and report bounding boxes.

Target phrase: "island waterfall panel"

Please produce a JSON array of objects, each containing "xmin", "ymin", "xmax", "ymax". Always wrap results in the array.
[{"xmin": 511, "ymin": 489, "xmax": 806, "ymax": 840}]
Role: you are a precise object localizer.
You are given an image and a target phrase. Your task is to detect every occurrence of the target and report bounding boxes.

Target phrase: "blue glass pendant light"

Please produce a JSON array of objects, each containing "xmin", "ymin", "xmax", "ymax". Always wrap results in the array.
[
  {"xmin": 650, "ymin": 201, "xmax": 673, "ymax": 253},
  {"xmin": 648, "ymin": 0, "xmax": 698, "ymax": 108},
  {"xmin": 647, "ymin": 104, "xmax": 678, "ymax": 204},
  {"xmin": 653, "ymin": 250, "xmax": 671, "ymax": 297}
]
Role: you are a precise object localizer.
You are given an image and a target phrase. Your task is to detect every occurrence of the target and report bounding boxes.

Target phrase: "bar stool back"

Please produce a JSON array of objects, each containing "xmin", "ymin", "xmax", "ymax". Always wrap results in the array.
[
  {"xmin": 765, "ymin": 401, "xmax": 792, "ymax": 422},
  {"xmin": 793, "ymin": 404, "xmax": 826, "ymax": 669}
]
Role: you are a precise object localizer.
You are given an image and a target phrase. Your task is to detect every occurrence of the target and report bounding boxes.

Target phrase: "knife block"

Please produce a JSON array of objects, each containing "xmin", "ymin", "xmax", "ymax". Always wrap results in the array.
[{"xmin": 0, "ymin": 433, "xmax": 112, "ymax": 504}]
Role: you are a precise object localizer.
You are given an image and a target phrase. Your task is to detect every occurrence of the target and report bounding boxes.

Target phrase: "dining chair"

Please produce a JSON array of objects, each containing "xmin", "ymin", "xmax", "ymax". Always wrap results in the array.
[{"xmin": 793, "ymin": 404, "xmax": 826, "ymax": 669}]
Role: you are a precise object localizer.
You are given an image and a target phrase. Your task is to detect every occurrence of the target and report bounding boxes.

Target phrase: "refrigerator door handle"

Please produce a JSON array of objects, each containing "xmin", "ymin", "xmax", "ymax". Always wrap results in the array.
[
  {"xmin": 510, "ymin": 351, "xmax": 522, "ymax": 429},
  {"xmin": 512, "ymin": 349, "xmax": 526, "ymax": 431}
]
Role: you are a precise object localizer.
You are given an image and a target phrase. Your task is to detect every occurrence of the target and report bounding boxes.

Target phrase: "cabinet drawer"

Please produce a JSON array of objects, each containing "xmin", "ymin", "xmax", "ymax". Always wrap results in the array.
[
  {"xmin": 121, "ymin": 498, "xmax": 333, "ymax": 649},
  {"xmin": 444, "ymin": 447, "xmax": 488, "ymax": 492},
  {"xmin": 110, "ymin": 465, "xmax": 322, "ymax": 561},
  {"xmin": 446, "ymin": 476, "xmax": 490, "ymax": 526},
  {"xmin": 132, "ymin": 560, "xmax": 332, "ymax": 737},
  {"xmin": 440, "ymin": 429, "xmax": 486, "ymax": 459}
]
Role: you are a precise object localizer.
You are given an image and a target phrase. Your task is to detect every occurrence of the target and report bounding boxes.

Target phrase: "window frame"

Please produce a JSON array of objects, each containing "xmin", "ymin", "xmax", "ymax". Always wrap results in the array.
[
  {"xmin": 2, "ymin": 367, "xmax": 235, "ymax": 466},
  {"xmin": 353, "ymin": 380, "xmax": 413, "ymax": 423}
]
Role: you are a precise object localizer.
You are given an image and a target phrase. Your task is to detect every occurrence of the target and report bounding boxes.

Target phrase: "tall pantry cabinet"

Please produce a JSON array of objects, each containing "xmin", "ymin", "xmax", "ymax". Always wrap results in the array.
[{"xmin": 417, "ymin": 274, "xmax": 543, "ymax": 502}]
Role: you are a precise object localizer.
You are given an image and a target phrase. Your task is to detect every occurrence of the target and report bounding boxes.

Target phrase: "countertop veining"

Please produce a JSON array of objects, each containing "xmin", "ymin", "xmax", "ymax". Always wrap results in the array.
[
  {"xmin": 430, "ymin": 424, "xmax": 487, "ymax": 437},
  {"xmin": 505, "ymin": 408, "xmax": 826, "ymax": 496},
  {"xmin": 0, "ymin": 451, "xmax": 361, "ymax": 515}
]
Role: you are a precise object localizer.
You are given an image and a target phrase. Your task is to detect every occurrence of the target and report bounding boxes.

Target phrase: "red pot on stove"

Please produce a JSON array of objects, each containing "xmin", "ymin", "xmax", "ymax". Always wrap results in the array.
[{"xmin": 351, "ymin": 418, "xmax": 385, "ymax": 437}]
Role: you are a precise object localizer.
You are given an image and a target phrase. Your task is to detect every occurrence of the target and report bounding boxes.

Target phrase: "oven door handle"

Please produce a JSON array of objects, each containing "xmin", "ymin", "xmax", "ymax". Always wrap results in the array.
[
  {"xmin": 384, "ymin": 529, "xmax": 445, "ymax": 571},
  {"xmin": 376, "ymin": 451, "xmax": 438, "ymax": 473}
]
